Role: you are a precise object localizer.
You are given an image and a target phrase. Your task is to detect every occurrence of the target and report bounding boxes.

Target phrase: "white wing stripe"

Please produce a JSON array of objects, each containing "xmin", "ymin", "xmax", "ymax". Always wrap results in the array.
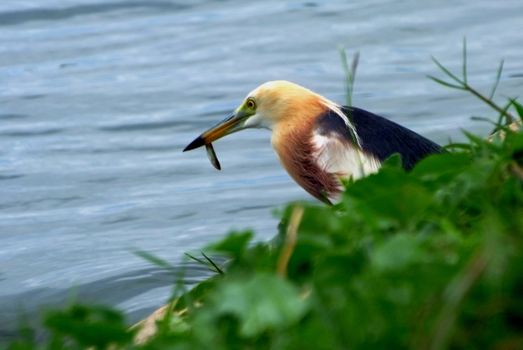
[
  {"xmin": 320, "ymin": 100, "xmax": 362, "ymax": 148},
  {"xmin": 311, "ymin": 132, "xmax": 381, "ymax": 181}
]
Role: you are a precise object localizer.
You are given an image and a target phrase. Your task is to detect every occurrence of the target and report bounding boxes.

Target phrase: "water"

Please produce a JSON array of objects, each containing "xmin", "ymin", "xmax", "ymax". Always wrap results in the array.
[{"xmin": 1, "ymin": 0, "xmax": 522, "ymax": 339}]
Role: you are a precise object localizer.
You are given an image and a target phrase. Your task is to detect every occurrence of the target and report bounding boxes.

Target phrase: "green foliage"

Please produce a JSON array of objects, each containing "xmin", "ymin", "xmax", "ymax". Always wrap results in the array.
[
  {"xmin": 9, "ymin": 123, "xmax": 522, "ymax": 350},
  {"xmin": 208, "ymin": 273, "xmax": 308, "ymax": 337},
  {"xmin": 44, "ymin": 305, "xmax": 133, "ymax": 348},
  {"xmin": 7, "ymin": 304, "xmax": 134, "ymax": 350}
]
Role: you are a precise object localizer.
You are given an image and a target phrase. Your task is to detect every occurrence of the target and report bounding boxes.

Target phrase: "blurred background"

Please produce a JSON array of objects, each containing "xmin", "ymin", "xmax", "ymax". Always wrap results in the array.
[{"xmin": 1, "ymin": 0, "xmax": 522, "ymax": 340}]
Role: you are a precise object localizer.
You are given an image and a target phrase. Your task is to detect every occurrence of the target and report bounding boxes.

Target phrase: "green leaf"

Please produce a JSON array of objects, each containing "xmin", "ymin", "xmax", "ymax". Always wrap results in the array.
[
  {"xmin": 372, "ymin": 234, "xmax": 425, "ymax": 271},
  {"xmin": 411, "ymin": 152, "xmax": 472, "ymax": 183},
  {"xmin": 381, "ymin": 153, "xmax": 403, "ymax": 169},
  {"xmin": 207, "ymin": 230, "xmax": 253, "ymax": 260},
  {"xmin": 346, "ymin": 168, "xmax": 433, "ymax": 226},
  {"xmin": 212, "ymin": 274, "xmax": 308, "ymax": 337},
  {"xmin": 43, "ymin": 304, "xmax": 133, "ymax": 348}
]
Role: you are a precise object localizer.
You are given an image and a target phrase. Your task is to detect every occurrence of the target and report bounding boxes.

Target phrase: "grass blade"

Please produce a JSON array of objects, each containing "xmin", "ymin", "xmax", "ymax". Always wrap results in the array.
[
  {"xmin": 185, "ymin": 252, "xmax": 208, "ymax": 267},
  {"xmin": 201, "ymin": 251, "xmax": 224, "ymax": 275},
  {"xmin": 471, "ymin": 116, "xmax": 497, "ymax": 127},
  {"xmin": 134, "ymin": 250, "xmax": 176, "ymax": 274},
  {"xmin": 427, "ymin": 75, "xmax": 466, "ymax": 90},
  {"xmin": 494, "ymin": 99, "xmax": 514, "ymax": 130},
  {"xmin": 509, "ymin": 98, "xmax": 523, "ymax": 120},
  {"xmin": 431, "ymin": 56, "xmax": 463, "ymax": 84},
  {"xmin": 462, "ymin": 37, "xmax": 468, "ymax": 85},
  {"xmin": 185, "ymin": 252, "xmax": 223, "ymax": 274},
  {"xmin": 339, "ymin": 46, "xmax": 360, "ymax": 107},
  {"xmin": 443, "ymin": 143, "xmax": 472, "ymax": 151},
  {"xmin": 488, "ymin": 59, "xmax": 504, "ymax": 100},
  {"xmin": 351, "ymin": 51, "xmax": 360, "ymax": 84}
]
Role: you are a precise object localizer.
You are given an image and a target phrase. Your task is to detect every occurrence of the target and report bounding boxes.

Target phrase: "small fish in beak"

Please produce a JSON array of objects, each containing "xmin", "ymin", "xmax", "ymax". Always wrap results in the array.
[
  {"xmin": 183, "ymin": 111, "xmax": 248, "ymax": 170},
  {"xmin": 205, "ymin": 143, "xmax": 221, "ymax": 170}
]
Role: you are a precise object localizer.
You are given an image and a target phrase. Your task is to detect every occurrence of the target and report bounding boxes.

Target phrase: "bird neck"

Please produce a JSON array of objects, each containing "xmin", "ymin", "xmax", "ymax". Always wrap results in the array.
[{"xmin": 270, "ymin": 99, "xmax": 342, "ymax": 203}]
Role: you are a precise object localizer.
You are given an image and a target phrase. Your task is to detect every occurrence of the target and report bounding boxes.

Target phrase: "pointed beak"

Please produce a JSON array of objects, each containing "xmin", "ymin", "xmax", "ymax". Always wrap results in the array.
[{"xmin": 183, "ymin": 112, "xmax": 245, "ymax": 152}]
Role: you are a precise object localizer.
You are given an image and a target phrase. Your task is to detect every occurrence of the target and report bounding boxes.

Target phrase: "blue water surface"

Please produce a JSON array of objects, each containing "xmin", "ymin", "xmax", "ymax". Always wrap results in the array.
[{"xmin": 1, "ymin": 0, "xmax": 522, "ymax": 339}]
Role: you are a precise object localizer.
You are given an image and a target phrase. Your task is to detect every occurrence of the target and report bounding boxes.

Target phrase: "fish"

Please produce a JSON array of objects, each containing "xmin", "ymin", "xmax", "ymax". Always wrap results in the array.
[{"xmin": 205, "ymin": 143, "xmax": 221, "ymax": 170}]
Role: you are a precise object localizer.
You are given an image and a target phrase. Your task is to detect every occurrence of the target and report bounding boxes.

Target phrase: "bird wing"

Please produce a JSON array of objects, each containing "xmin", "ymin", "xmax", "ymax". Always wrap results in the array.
[
  {"xmin": 346, "ymin": 106, "xmax": 442, "ymax": 169},
  {"xmin": 313, "ymin": 111, "xmax": 381, "ymax": 181},
  {"xmin": 315, "ymin": 106, "xmax": 442, "ymax": 171}
]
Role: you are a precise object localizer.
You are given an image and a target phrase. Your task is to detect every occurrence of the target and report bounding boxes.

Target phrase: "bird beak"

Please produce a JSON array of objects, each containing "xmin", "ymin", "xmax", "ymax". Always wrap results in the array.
[{"xmin": 183, "ymin": 112, "xmax": 246, "ymax": 152}]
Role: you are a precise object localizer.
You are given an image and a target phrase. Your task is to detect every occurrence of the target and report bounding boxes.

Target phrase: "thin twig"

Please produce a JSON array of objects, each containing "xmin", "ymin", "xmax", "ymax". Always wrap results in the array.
[
  {"xmin": 511, "ymin": 163, "xmax": 523, "ymax": 180},
  {"xmin": 465, "ymin": 84, "xmax": 514, "ymax": 123},
  {"xmin": 276, "ymin": 206, "xmax": 304, "ymax": 278}
]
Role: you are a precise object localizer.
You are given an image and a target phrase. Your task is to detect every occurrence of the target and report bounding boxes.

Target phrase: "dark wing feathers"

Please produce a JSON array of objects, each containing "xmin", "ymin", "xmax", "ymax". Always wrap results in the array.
[{"xmin": 315, "ymin": 106, "xmax": 441, "ymax": 170}]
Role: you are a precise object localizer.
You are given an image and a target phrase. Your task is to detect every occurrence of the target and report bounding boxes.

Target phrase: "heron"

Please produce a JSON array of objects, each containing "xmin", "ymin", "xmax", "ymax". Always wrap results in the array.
[{"xmin": 184, "ymin": 81, "xmax": 441, "ymax": 204}]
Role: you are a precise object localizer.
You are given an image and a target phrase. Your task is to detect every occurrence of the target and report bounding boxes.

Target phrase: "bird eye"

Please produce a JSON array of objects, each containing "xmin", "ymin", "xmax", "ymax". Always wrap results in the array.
[{"xmin": 246, "ymin": 98, "xmax": 256, "ymax": 110}]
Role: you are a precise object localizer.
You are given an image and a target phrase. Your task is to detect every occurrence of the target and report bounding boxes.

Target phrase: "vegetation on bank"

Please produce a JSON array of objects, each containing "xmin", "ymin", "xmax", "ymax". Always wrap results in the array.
[{"xmin": 6, "ymin": 44, "xmax": 523, "ymax": 350}]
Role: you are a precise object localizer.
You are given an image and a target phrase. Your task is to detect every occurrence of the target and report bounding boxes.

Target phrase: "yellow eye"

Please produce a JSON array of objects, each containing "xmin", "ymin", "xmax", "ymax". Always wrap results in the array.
[{"xmin": 246, "ymin": 98, "xmax": 256, "ymax": 110}]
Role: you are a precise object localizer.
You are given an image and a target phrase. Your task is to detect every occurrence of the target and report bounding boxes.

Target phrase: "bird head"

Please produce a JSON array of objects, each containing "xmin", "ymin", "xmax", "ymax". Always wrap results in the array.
[{"xmin": 183, "ymin": 81, "xmax": 327, "ymax": 151}]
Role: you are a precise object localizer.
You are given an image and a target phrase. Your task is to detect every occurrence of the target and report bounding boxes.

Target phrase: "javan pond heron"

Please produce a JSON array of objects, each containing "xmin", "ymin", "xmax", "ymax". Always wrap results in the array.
[{"xmin": 184, "ymin": 81, "xmax": 441, "ymax": 204}]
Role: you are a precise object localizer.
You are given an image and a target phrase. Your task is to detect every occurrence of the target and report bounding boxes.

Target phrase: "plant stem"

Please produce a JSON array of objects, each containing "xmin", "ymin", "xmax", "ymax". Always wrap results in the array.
[{"xmin": 464, "ymin": 84, "xmax": 515, "ymax": 123}]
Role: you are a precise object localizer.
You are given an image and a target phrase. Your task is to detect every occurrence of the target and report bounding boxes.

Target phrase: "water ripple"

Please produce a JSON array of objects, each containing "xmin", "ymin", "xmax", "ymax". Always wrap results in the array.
[
  {"xmin": 98, "ymin": 120, "xmax": 180, "ymax": 132},
  {"xmin": 0, "ymin": 113, "xmax": 28, "ymax": 120},
  {"xmin": 0, "ymin": 174, "xmax": 24, "ymax": 181},
  {"xmin": 0, "ymin": 128, "xmax": 63, "ymax": 137},
  {"xmin": 0, "ymin": 1, "xmax": 189, "ymax": 26}
]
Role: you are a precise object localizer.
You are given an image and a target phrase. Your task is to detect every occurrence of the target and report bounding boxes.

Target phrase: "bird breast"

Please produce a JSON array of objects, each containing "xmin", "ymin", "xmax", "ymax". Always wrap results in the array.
[{"xmin": 271, "ymin": 121, "xmax": 381, "ymax": 203}]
